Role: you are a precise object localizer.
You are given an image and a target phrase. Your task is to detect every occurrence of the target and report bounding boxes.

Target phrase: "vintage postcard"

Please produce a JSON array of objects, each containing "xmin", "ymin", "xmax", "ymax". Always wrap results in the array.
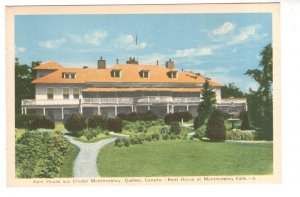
[{"xmin": 6, "ymin": 3, "xmax": 280, "ymax": 187}]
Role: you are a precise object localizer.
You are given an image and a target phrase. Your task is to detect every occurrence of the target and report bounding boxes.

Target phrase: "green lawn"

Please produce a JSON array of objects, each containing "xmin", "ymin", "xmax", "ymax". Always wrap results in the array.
[
  {"xmin": 59, "ymin": 143, "xmax": 80, "ymax": 178},
  {"xmin": 97, "ymin": 140, "xmax": 273, "ymax": 177}
]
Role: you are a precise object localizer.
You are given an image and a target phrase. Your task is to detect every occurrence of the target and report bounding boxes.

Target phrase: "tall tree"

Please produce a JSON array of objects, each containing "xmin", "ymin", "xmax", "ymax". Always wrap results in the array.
[
  {"xmin": 15, "ymin": 59, "xmax": 39, "ymax": 114},
  {"xmin": 245, "ymin": 43, "xmax": 273, "ymax": 139},
  {"xmin": 221, "ymin": 83, "xmax": 245, "ymax": 98},
  {"xmin": 195, "ymin": 80, "xmax": 216, "ymax": 128}
]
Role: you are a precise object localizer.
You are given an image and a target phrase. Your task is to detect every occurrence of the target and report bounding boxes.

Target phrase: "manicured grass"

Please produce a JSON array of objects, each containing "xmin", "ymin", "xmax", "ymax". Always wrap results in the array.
[
  {"xmin": 59, "ymin": 143, "xmax": 80, "ymax": 178},
  {"xmin": 97, "ymin": 140, "xmax": 273, "ymax": 177}
]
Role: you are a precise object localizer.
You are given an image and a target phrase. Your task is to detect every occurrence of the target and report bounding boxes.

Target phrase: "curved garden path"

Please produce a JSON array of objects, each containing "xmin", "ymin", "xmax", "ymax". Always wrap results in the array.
[{"xmin": 64, "ymin": 135, "xmax": 117, "ymax": 178}]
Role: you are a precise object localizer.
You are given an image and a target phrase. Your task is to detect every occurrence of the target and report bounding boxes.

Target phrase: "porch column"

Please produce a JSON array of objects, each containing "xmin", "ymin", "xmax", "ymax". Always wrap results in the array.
[
  {"xmin": 61, "ymin": 107, "xmax": 64, "ymax": 120},
  {"xmin": 131, "ymin": 105, "xmax": 134, "ymax": 112},
  {"xmin": 167, "ymin": 105, "xmax": 170, "ymax": 114},
  {"xmin": 80, "ymin": 106, "xmax": 83, "ymax": 114},
  {"xmin": 24, "ymin": 108, "xmax": 27, "ymax": 115},
  {"xmin": 98, "ymin": 106, "xmax": 101, "ymax": 115},
  {"xmin": 186, "ymin": 105, "xmax": 189, "ymax": 111},
  {"xmin": 171, "ymin": 105, "xmax": 174, "ymax": 113},
  {"xmin": 43, "ymin": 108, "xmax": 45, "ymax": 116},
  {"xmin": 115, "ymin": 106, "xmax": 118, "ymax": 117},
  {"xmin": 21, "ymin": 107, "xmax": 24, "ymax": 114},
  {"xmin": 134, "ymin": 106, "xmax": 137, "ymax": 112},
  {"xmin": 147, "ymin": 105, "xmax": 150, "ymax": 111}
]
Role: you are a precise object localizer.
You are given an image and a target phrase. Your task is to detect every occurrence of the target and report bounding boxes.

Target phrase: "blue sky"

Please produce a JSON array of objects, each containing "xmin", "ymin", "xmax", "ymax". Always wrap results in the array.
[{"xmin": 15, "ymin": 13, "xmax": 272, "ymax": 92}]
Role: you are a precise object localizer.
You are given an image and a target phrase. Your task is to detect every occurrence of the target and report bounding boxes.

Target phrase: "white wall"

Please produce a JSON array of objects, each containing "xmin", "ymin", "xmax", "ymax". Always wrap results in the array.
[
  {"xmin": 35, "ymin": 84, "xmax": 87, "ymax": 100},
  {"xmin": 213, "ymin": 87, "xmax": 222, "ymax": 103}
]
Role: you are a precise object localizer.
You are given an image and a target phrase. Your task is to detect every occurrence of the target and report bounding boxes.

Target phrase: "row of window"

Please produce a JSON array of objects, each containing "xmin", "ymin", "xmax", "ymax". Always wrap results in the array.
[{"xmin": 47, "ymin": 88, "xmax": 80, "ymax": 99}]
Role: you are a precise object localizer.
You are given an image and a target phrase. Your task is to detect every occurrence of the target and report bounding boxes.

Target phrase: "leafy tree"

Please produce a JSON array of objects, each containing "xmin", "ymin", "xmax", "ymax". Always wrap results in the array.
[
  {"xmin": 221, "ymin": 83, "xmax": 245, "ymax": 98},
  {"xmin": 196, "ymin": 80, "xmax": 216, "ymax": 127},
  {"xmin": 15, "ymin": 59, "xmax": 40, "ymax": 114},
  {"xmin": 206, "ymin": 109, "xmax": 226, "ymax": 141},
  {"xmin": 170, "ymin": 121, "xmax": 181, "ymax": 135},
  {"xmin": 245, "ymin": 43, "xmax": 273, "ymax": 139}
]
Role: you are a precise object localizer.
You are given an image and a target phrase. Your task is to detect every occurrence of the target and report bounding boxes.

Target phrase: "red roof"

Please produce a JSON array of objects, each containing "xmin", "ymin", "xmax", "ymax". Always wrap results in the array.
[{"xmin": 32, "ymin": 62, "xmax": 223, "ymax": 87}]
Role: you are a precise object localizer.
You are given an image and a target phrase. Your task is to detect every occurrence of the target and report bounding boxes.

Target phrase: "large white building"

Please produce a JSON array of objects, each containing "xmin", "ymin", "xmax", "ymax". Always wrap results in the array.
[{"xmin": 21, "ymin": 57, "xmax": 247, "ymax": 120}]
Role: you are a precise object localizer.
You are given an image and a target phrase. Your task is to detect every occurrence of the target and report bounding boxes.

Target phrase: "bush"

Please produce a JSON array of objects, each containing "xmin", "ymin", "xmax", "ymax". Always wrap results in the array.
[
  {"xmin": 64, "ymin": 114, "xmax": 86, "ymax": 135},
  {"xmin": 16, "ymin": 131, "xmax": 69, "ymax": 178},
  {"xmin": 162, "ymin": 134, "xmax": 170, "ymax": 140},
  {"xmin": 107, "ymin": 117, "xmax": 123, "ymax": 133},
  {"xmin": 129, "ymin": 134, "xmax": 145, "ymax": 145},
  {"xmin": 170, "ymin": 121, "xmax": 181, "ymax": 135},
  {"xmin": 145, "ymin": 135, "xmax": 152, "ymax": 141},
  {"xmin": 206, "ymin": 109, "xmax": 226, "ymax": 141},
  {"xmin": 164, "ymin": 114, "xmax": 174, "ymax": 125},
  {"xmin": 173, "ymin": 112, "xmax": 193, "ymax": 122},
  {"xmin": 226, "ymin": 130, "xmax": 255, "ymax": 141},
  {"xmin": 83, "ymin": 128, "xmax": 99, "ymax": 140},
  {"xmin": 88, "ymin": 115, "xmax": 108, "ymax": 129},
  {"xmin": 15, "ymin": 114, "xmax": 38, "ymax": 128},
  {"xmin": 240, "ymin": 111, "xmax": 251, "ymax": 130},
  {"xmin": 170, "ymin": 134, "xmax": 177, "ymax": 140},
  {"xmin": 195, "ymin": 125, "xmax": 207, "ymax": 138},
  {"xmin": 27, "ymin": 115, "xmax": 55, "ymax": 130},
  {"xmin": 160, "ymin": 126, "xmax": 170, "ymax": 135},
  {"xmin": 152, "ymin": 133, "xmax": 160, "ymax": 141}
]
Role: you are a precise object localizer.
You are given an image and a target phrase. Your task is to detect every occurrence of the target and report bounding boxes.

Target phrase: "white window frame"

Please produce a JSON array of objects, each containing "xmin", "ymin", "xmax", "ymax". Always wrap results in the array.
[{"xmin": 113, "ymin": 70, "xmax": 121, "ymax": 78}]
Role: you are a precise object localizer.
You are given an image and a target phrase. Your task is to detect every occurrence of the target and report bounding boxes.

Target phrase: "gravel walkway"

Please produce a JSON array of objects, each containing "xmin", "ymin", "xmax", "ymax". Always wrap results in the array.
[{"xmin": 64, "ymin": 135, "xmax": 117, "ymax": 178}]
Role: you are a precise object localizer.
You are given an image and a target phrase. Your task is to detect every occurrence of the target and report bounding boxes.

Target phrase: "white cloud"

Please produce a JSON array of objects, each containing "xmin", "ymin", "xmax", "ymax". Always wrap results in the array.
[
  {"xmin": 212, "ymin": 22, "xmax": 235, "ymax": 36},
  {"xmin": 16, "ymin": 47, "xmax": 26, "ymax": 53},
  {"xmin": 172, "ymin": 47, "xmax": 213, "ymax": 58},
  {"xmin": 69, "ymin": 30, "xmax": 108, "ymax": 45},
  {"xmin": 114, "ymin": 34, "xmax": 147, "ymax": 49},
  {"xmin": 39, "ymin": 38, "xmax": 66, "ymax": 49},
  {"xmin": 230, "ymin": 25, "xmax": 257, "ymax": 45}
]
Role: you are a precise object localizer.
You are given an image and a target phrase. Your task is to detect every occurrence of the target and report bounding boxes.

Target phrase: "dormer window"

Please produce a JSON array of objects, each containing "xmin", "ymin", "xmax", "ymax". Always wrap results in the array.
[
  {"xmin": 167, "ymin": 71, "xmax": 178, "ymax": 79},
  {"xmin": 62, "ymin": 72, "xmax": 76, "ymax": 79},
  {"xmin": 140, "ymin": 70, "xmax": 150, "ymax": 78},
  {"xmin": 112, "ymin": 69, "xmax": 121, "ymax": 78}
]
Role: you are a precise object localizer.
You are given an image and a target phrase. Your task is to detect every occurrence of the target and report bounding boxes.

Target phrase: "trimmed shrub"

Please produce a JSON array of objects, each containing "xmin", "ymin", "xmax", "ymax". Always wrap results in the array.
[
  {"xmin": 152, "ymin": 133, "xmax": 160, "ymax": 141},
  {"xmin": 173, "ymin": 112, "xmax": 193, "ymax": 122},
  {"xmin": 240, "ymin": 111, "xmax": 251, "ymax": 130},
  {"xmin": 27, "ymin": 115, "xmax": 55, "ymax": 130},
  {"xmin": 123, "ymin": 138, "xmax": 130, "ymax": 147},
  {"xmin": 206, "ymin": 109, "xmax": 226, "ymax": 141},
  {"xmin": 107, "ymin": 117, "xmax": 123, "ymax": 133},
  {"xmin": 164, "ymin": 113, "xmax": 174, "ymax": 125},
  {"xmin": 140, "ymin": 111, "xmax": 158, "ymax": 121},
  {"xmin": 64, "ymin": 114, "xmax": 86, "ymax": 135},
  {"xmin": 145, "ymin": 135, "xmax": 152, "ymax": 141},
  {"xmin": 88, "ymin": 115, "xmax": 108, "ymax": 129},
  {"xmin": 170, "ymin": 121, "xmax": 181, "ymax": 135}
]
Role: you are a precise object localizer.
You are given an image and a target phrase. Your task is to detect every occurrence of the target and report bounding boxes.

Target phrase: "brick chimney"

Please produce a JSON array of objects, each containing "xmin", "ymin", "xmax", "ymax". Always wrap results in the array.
[
  {"xmin": 97, "ymin": 56, "xmax": 106, "ymax": 69},
  {"xmin": 166, "ymin": 59, "xmax": 174, "ymax": 69}
]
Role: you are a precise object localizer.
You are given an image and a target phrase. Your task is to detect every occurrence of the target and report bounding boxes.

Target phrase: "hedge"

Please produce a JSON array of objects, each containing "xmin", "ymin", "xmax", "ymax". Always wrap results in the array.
[
  {"xmin": 64, "ymin": 114, "xmax": 86, "ymax": 135},
  {"xmin": 164, "ymin": 112, "xmax": 193, "ymax": 125},
  {"xmin": 117, "ymin": 111, "xmax": 158, "ymax": 122},
  {"xmin": 15, "ymin": 114, "xmax": 55, "ymax": 130}
]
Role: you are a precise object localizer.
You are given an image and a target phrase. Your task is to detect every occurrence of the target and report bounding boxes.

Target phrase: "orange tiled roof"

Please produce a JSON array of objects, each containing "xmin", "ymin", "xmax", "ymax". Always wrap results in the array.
[
  {"xmin": 33, "ymin": 61, "xmax": 64, "ymax": 70},
  {"xmin": 82, "ymin": 87, "xmax": 203, "ymax": 92},
  {"xmin": 32, "ymin": 62, "xmax": 223, "ymax": 87}
]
